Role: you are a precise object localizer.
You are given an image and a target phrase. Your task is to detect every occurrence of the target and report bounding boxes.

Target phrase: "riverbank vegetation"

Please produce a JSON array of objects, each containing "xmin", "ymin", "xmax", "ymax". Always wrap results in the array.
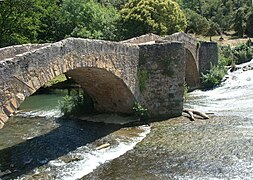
[
  {"xmin": 59, "ymin": 92, "xmax": 94, "ymax": 117},
  {"xmin": 201, "ymin": 41, "xmax": 253, "ymax": 89}
]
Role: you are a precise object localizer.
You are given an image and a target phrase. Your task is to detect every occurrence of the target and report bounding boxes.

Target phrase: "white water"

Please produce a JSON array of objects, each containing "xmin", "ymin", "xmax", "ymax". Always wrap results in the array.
[
  {"xmin": 15, "ymin": 94, "xmax": 151, "ymax": 179},
  {"xmin": 186, "ymin": 59, "xmax": 253, "ymax": 119},
  {"xmin": 17, "ymin": 109, "xmax": 62, "ymax": 118},
  {"xmin": 46, "ymin": 126, "xmax": 150, "ymax": 180}
]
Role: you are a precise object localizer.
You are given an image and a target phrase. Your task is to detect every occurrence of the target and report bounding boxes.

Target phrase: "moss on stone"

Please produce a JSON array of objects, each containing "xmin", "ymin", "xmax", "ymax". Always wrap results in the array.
[
  {"xmin": 138, "ymin": 68, "xmax": 149, "ymax": 93},
  {"xmin": 44, "ymin": 74, "xmax": 67, "ymax": 87}
]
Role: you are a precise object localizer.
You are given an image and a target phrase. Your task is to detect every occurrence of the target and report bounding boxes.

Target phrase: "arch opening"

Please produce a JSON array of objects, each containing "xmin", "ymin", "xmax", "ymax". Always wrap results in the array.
[
  {"xmin": 185, "ymin": 49, "xmax": 200, "ymax": 90},
  {"xmin": 66, "ymin": 67, "xmax": 136, "ymax": 114}
]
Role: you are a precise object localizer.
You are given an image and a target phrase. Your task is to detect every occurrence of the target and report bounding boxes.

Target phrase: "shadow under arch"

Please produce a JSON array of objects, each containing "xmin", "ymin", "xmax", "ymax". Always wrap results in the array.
[
  {"xmin": 66, "ymin": 67, "xmax": 136, "ymax": 114},
  {"xmin": 185, "ymin": 49, "xmax": 200, "ymax": 90}
]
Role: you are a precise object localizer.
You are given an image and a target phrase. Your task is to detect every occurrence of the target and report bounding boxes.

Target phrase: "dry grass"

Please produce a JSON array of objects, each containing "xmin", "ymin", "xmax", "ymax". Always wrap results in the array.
[{"xmin": 191, "ymin": 33, "xmax": 251, "ymax": 47}]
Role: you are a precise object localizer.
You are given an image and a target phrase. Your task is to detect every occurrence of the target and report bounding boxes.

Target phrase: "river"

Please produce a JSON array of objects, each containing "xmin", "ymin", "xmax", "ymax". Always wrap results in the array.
[{"xmin": 0, "ymin": 60, "xmax": 253, "ymax": 179}]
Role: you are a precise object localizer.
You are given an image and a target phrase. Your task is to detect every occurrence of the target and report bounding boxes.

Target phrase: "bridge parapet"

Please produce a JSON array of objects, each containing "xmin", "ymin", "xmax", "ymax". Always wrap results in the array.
[
  {"xmin": 163, "ymin": 32, "xmax": 197, "ymax": 46},
  {"xmin": 0, "ymin": 43, "xmax": 50, "ymax": 61},
  {"xmin": 121, "ymin": 33, "xmax": 162, "ymax": 45}
]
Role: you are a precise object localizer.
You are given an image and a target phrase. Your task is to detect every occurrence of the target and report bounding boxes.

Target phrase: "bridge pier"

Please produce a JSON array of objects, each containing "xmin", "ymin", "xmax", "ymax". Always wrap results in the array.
[{"xmin": 138, "ymin": 42, "xmax": 185, "ymax": 119}]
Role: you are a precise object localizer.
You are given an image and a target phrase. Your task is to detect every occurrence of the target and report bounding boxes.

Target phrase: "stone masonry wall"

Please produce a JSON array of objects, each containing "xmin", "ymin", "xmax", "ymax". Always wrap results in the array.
[
  {"xmin": 163, "ymin": 32, "xmax": 199, "ymax": 68},
  {"xmin": 138, "ymin": 42, "xmax": 185, "ymax": 118},
  {"xmin": 199, "ymin": 41, "xmax": 218, "ymax": 74},
  {"xmin": 121, "ymin": 33, "xmax": 162, "ymax": 44},
  {"xmin": 0, "ymin": 44, "xmax": 49, "ymax": 61},
  {"xmin": 0, "ymin": 38, "xmax": 139, "ymax": 128}
]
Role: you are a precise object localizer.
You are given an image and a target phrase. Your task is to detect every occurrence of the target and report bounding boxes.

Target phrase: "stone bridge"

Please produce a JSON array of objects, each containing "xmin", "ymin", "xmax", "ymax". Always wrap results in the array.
[
  {"xmin": 123, "ymin": 32, "xmax": 218, "ymax": 89},
  {"xmin": 0, "ymin": 33, "xmax": 217, "ymax": 128}
]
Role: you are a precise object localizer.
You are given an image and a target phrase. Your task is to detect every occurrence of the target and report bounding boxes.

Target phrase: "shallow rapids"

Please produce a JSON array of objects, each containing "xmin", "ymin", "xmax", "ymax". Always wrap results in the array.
[
  {"xmin": 186, "ymin": 59, "xmax": 253, "ymax": 118},
  {"xmin": 0, "ymin": 91, "xmax": 150, "ymax": 180}
]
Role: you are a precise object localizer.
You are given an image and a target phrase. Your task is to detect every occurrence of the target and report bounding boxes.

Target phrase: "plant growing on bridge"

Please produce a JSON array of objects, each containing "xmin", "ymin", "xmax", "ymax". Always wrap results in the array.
[
  {"xmin": 138, "ymin": 69, "xmax": 149, "ymax": 92},
  {"xmin": 183, "ymin": 82, "xmax": 189, "ymax": 102},
  {"xmin": 132, "ymin": 102, "xmax": 148, "ymax": 121}
]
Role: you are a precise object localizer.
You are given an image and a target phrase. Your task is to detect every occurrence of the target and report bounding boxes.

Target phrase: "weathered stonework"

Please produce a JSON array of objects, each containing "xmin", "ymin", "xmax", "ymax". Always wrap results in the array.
[
  {"xmin": 0, "ymin": 33, "xmax": 218, "ymax": 128},
  {"xmin": 199, "ymin": 41, "xmax": 219, "ymax": 74},
  {"xmin": 123, "ymin": 32, "xmax": 218, "ymax": 89},
  {"xmin": 0, "ymin": 43, "xmax": 49, "ymax": 61},
  {"xmin": 0, "ymin": 38, "xmax": 140, "ymax": 128},
  {"xmin": 138, "ymin": 42, "xmax": 185, "ymax": 118}
]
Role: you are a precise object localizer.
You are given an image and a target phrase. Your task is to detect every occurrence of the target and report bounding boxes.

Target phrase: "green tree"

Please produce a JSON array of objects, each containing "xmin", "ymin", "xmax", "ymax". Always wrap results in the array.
[
  {"xmin": 233, "ymin": 8, "xmax": 246, "ymax": 37},
  {"xmin": 245, "ymin": 13, "xmax": 253, "ymax": 37},
  {"xmin": 185, "ymin": 9, "xmax": 209, "ymax": 35},
  {"xmin": 205, "ymin": 21, "xmax": 220, "ymax": 41},
  {"xmin": 177, "ymin": 0, "xmax": 204, "ymax": 14},
  {"xmin": 59, "ymin": 0, "xmax": 119, "ymax": 40},
  {"xmin": 0, "ymin": 0, "xmax": 41, "ymax": 47},
  {"xmin": 119, "ymin": 0, "xmax": 187, "ymax": 39}
]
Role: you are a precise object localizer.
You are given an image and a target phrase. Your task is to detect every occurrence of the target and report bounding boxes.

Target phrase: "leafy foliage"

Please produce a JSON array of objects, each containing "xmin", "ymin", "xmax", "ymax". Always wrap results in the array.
[
  {"xmin": 0, "ymin": 0, "xmax": 119, "ymax": 47},
  {"xmin": 59, "ymin": 93, "xmax": 94, "ymax": 117},
  {"xmin": 62, "ymin": 0, "xmax": 119, "ymax": 40},
  {"xmin": 176, "ymin": 0, "xmax": 252, "ymax": 36},
  {"xmin": 185, "ymin": 9, "xmax": 209, "ymax": 35},
  {"xmin": 138, "ymin": 69, "xmax": 149, "ymax": 93},
  {"xmin": 205, "ymin": 21, "xmax": 220, "ymax": 41},
  {"xmin": 232, "ymin": 43, "xmax": 253, "ymax": 64},
  {"xmin": 201, "ymin": 64, "xmax": 227, "ymax": 89},
  {"xmin": 202, "ymin": 42, "xmax": 253, "ymax": 89},
  {"xmin": 132, "ymin": 102, "xmax": 148, "ymax": 120},
  {"xmin": 0, "ymin": 0, "xmax": 40, "ymax": 46},
  {"xmin": 218, "ymin": 45, "xmax": 233, "ymax": 66},
  {"xmin": 119, "ymin": 0, "xmax": 187, "ymax": 39},
  {"xmin": 245, "ymin": 13, "xmax": 253, "ymax": 38},
  {"xmin": 233, "ymin": 8, "xmax": 246, "ymax": 37}
]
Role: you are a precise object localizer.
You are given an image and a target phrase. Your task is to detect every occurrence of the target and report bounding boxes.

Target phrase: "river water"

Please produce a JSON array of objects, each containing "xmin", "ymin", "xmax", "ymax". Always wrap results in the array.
[
  {"xmin": 0, "ymin": 90, "xmax": 150, "ymax": 179},
  {"xmin": 1, "ymin": 60, "xmax": 253, "ymax": 179}
]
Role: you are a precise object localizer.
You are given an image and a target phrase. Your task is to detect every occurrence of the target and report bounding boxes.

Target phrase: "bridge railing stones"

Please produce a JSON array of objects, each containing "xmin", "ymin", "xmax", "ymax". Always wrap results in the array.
[
  {"xmin": 0, "ymin": 43, "xmax": 50, "ymax": 61},
  {"xmin": 163, "ymin": 32, "xmax": 197, "ymax": 46},
  {"xmin": 121, "ymin": 33, "xmax": 162, "ymax": 44}
]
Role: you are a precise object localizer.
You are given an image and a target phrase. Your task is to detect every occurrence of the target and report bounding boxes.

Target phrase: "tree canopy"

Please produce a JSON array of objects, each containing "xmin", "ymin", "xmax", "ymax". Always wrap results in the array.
[
  {"xmin": 119, "ymin": 0, "xmax": 187, "ymax": 39},
  {"xmin": 0, "ymin": 0, "xmax": 252, "ymax": 48}
]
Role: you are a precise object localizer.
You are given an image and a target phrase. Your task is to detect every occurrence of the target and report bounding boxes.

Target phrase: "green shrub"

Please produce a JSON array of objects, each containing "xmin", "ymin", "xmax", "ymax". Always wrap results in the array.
[
  {"xmin": 201, "ymin": 64, "xmax": 227, "ymax": 89},
  {"xmin": 219, "ymin": 45, "xmax": 233, "ymax": 66},
  {"xmin": 138, "ymin": 69, "xmax": 149, "ymax": 93},
  {"xmin": 132, "ymin": 103, "xmax": 148, "ymax": 120},
  {"xmin": 59, "ymin": 93, "xmax": 94, "ymax": 117},
  {"xmin": 232, "ymin": 43, "xmax": 253, "ymax": 64}
]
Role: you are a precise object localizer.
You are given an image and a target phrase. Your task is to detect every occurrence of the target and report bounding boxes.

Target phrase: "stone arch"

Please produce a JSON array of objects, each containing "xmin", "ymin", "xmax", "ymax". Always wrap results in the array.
[
  {"xmin": 66, "ymin": 67, "xmax": 135, "ymax": 113},
  {"xmin": 185, "ymin": 49, "xmax": 200, "ymax": 89},
  {"xmin": 0, "ymin": 38, "xmax": 139, "ymax": 128}
]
